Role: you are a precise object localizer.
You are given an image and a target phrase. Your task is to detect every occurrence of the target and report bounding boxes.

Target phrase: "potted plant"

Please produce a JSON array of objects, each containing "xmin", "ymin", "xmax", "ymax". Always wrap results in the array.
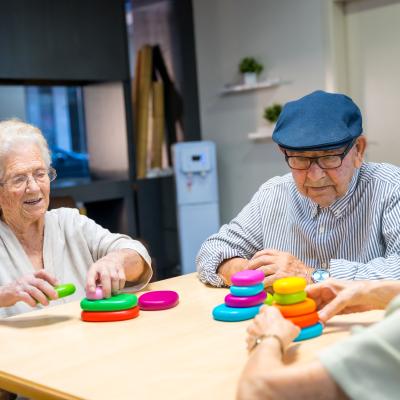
[
  {"xmin": 239, "ymin": 57, "xmax": 263, "ymax": 85},
  {"xmin": 263, "ymin": 103, "xmax": 282, "ymax": 124}
]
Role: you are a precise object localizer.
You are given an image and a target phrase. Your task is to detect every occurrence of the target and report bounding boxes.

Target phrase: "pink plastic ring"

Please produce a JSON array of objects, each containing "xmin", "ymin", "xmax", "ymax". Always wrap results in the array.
[
  {"xmin": 231, "ymin": 270, "xmax": 264, "ymax": 286},
  {"xmin": 86, "ymin": 286, "xmax": 104, "ymax": 300}
]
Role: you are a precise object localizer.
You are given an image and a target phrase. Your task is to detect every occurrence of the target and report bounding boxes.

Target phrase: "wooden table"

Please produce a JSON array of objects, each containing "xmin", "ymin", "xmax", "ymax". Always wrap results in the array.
[{"xmin": 0, "ymin": 274, "xmax": 383, "ymax": 400}]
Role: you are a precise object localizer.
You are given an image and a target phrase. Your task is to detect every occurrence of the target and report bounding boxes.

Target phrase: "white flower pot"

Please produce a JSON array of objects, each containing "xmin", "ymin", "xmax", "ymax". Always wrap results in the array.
[{"xmin": 243, "ymin": 72, "xmax": 257, "ymax": 85}]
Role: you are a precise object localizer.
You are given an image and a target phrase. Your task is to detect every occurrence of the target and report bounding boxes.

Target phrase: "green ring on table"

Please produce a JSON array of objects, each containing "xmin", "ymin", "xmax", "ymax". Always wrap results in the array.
[
  {"xmin": 273, "ymin": 290, "xmax": 306, "ymax": 305},
  {"xmin": 80, "ymin": 293, "xmax": 138, "ymax": 311}
]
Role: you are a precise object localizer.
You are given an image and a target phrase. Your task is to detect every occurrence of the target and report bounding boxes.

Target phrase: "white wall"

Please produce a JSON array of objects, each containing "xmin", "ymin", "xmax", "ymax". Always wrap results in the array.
[
  {"xmin": 193, "ymin": 0, "xmax": 332, "ymax": 222},
  {"xmin": 343, "ymin": 0, "xmax": 400, "ymax": 164}
]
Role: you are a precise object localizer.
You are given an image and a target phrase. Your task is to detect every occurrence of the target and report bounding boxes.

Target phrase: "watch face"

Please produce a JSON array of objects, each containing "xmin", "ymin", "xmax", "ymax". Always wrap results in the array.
[{"xmin": 312, "ymin": 269, "xmax": 330, "ymax": 283}]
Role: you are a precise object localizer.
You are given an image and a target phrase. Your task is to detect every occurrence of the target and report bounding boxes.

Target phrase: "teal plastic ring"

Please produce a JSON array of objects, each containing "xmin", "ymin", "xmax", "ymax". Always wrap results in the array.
[
  {"xmin": 294, "ymin": 322, "xmax": 323, "ymax": 342},
  {"xmin": 212, "ymin": 303, "xmax": 262, "ymax": 322},
  {"xmin": 230, "ymin": 283, "xmax": 264, "ymax": 297}
]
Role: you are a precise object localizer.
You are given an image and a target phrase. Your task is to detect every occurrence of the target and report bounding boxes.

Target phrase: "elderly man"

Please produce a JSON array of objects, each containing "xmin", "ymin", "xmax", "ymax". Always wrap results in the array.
[{"xmin": 197, "ymin": 90, "xmax": 400, "ymax": 287}]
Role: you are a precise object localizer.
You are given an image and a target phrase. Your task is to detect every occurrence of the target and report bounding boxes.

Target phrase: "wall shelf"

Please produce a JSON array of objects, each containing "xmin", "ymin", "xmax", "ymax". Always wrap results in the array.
[
  {"xmin": 220, "ymin": 77, "xmax": 282, "ymax": 95},
  {"xmin": 248, "ymin": 125, "xmax": 275, "ymax": 141}
]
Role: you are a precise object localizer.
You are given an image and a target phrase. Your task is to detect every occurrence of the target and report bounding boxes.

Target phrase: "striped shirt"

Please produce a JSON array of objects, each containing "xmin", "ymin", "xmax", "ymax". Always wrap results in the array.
[{"xmin": 196, "ymin": 162, "xmax": 400, "ymax": 287}]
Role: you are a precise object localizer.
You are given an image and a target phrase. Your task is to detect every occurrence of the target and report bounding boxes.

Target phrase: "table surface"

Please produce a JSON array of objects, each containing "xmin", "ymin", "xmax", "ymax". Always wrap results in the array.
[{"xmin": 0, "ymin": 273, "xmax": 383, "ymax": 400}]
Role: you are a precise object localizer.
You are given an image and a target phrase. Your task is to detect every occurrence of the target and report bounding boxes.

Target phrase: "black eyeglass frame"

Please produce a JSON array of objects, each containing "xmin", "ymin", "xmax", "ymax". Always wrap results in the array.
[{"xmin": 284, "ymin": 139, "xmax": 357, "ymax": 170}]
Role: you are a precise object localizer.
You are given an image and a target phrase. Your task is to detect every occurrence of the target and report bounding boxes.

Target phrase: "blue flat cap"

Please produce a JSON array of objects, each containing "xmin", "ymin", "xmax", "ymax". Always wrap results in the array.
[{"xmin": 272, "ymin": 90, "xmax": 363, "ymax": 151}]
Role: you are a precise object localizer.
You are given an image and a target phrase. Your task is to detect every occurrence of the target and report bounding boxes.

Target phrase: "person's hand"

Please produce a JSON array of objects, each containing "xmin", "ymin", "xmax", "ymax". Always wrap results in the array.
[
  {"xmin": 0, "ymin": 270, "xmax": 59, "ymax": 308},
  {"xmin": 86, "ymin": 252, "xmax": 126, "ymax": 298},
  {"xmin": 246, "ymin": 306, "xmax": 300, "ymax": 352},
  {"xmin": 306, "ymin": 279, "xmax": 373, "ymax": 323},
  {"xmin": 249, "ymin": 249, "xmax": 312, "ymax": 287}
]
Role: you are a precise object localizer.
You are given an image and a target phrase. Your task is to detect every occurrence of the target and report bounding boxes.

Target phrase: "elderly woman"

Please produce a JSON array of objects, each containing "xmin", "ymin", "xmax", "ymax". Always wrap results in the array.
[
  {"xmin": 0, "ymin": 119, "xmax": 152, "ymax": 318},
  {"xmin": 237, "ymin": 279, "xmax": 400, "ymax": 400}
]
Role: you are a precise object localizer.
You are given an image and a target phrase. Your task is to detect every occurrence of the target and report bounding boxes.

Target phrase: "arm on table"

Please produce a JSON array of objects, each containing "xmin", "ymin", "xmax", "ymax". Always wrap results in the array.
[
  {"xmin": 196, "ymin": 190, "xmax": 264, "ymax": 287},
  {"xmin": 237, "ymin": 307, "xmax": 347, "ymax": 400},
  {"xmin": 307, "ymin": 279, "xmax": 400, "ymax": 322}
]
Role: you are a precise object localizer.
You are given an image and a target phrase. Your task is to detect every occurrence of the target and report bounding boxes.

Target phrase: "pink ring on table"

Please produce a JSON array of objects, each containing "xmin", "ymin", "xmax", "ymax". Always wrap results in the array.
[
  {"xmin": 231, "ymin": 270, "xmax": 265, "ymax": 286},
  {"xmin": 138, "ymin": 290, "xmax": 179, "ymax": 311},
  {"xmin": 85, "ymin": 286, "xmax": 104, "ymax": 300},
  {"xmin": 225, "ymin": 291, "xmax": 266, "ymax": 308}
]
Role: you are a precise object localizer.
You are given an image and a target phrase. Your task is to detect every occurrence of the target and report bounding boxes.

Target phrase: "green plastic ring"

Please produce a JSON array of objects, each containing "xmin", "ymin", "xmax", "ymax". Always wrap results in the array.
[
  {"xmin": 54, "ymin": 283, "xmax": 76, "ymax": 299},
  {"xmin": 264, "ymin": 292, "xmax": 274, "ymax": 306},
  {"xmin": 273, "ymin": 290, "xmax": 306, "ymax": 305},
  {"xmin": 80, "ymin": 293, "xmax": 138, "ymax": 311}
]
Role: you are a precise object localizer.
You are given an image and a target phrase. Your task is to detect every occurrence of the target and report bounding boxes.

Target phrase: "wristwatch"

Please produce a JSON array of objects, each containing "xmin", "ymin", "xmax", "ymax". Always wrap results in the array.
[{"xmin": 311, "ymin": 268, "xmax": 330, "ymax": 283}]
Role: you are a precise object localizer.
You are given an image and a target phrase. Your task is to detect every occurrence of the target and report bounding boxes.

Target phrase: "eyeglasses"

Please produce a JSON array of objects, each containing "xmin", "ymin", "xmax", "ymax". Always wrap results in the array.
[
  {"xmin": 0, "ymin": 167, "xmax": 57, "ymax": 190},
  {"xmin": 284, "ymin": 140, "xmax": 356, "ymax": 170}
]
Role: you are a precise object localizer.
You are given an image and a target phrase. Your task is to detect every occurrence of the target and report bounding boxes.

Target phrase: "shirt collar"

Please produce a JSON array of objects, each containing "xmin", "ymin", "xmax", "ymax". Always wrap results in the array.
[{"xmin": 306, "ymin": 168, "xmax": 361, "ymax": 219}]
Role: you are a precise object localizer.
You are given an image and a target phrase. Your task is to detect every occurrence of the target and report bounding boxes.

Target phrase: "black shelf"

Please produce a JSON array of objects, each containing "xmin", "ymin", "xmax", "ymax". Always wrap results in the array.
[{"xmin": 51, "ymin": 178, "xmax": 132, "ymax": 204}]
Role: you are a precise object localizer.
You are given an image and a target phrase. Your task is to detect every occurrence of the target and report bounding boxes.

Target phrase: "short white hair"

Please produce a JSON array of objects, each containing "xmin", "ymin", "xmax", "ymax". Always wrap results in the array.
[{"xmin": 0, "ymin": 119, "xmax": 51, "ymax": 178}]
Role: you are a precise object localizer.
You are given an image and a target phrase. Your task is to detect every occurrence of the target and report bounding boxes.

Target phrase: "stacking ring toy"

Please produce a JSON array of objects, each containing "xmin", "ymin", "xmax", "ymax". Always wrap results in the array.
[
  {"xmin": 287, "ymin": 311, "xmax": 319, "ymax": 328},
  {"xmin": 264, "ymin": 292, "xmax": 274, "ymax": 306},
  {"xmin": 138, "ymin": 290, "xmax": 179, "ymax": 311},
  {"xmin": 54, "ymin": 283, "xmax": 76, "ymax": 298},
  {"xmin": 273, "ymin": 291, "xmax": 306, "ymax": 305},
  {"xmin": 81, "ymin": 306, "xmax": 140, "ymax": 322},
  {"xmin": 86, "ymin": 286, "xmax": 104, "ymax": 300},
  {"xmin": 225, "ymin": 291, "xmax": 266, "ymax": 308},
  {"xmin": 273, "ymin": 277, "xmax": 307, "ymax": 294},
  {"xmin": 231, "ymin": 270, "xmax": 264, "ymax": 286},
  {"xmin": 274, "ymin": 297, "xmax": 316, "ymax": 317},
  {"xmin": 212, "ymin": 304, "xmax": 261, "ymax": 322},
  {"xmin": 230, "ymin": 283, "xmax": 264, "ymax": 297},
  {"xmin": 294, "ymin": 322, "xmax": 323, "ymax": 342},
  {"xmin": 80, "ymin": 293, "xmax": 138, "ymax": 312}
]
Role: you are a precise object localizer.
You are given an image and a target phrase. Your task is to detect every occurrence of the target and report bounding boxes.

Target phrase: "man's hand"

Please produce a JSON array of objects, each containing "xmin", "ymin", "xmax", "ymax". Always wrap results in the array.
[
  {"xmin": 0, "ymin": 270, "xmax": 59, "ymax": 308},
  {"xmin": 306, "ymin": 279, "xmax": 374, "ymax": 322},
  {"xmin": 249, "ymin": 249, "xmax": 313, "ymax": 287},
  {"xmin": 217, "ymin": 257, "xmax": 251, "ymax": 286}
]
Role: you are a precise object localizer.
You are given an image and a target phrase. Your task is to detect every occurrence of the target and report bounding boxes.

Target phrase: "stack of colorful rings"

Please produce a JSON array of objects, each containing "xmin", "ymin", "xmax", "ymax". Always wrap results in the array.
[
  {"xmin": 213, "ymin": 270, "xmax": 268, "ymax": 322},
  {"xmin": 272, "ymin": 277, "xmax": 323, "ymax": 341},
  {"xmin": 80, "ymin": 287, "xmax": 140, "ymax": 322}
]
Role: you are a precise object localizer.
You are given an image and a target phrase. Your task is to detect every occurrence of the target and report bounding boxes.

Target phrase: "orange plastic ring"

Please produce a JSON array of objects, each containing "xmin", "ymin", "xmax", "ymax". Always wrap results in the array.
[
  {"xmin": 287, "ymin": 311, "xmax": 319, "ymax": 328},
  {"xmin": 273, "ymin": 297, "xmax": 316, "ymax": 317},
  {"xmin": 81, "ymin": 306, "xmax": 140, "ymax": 322}
]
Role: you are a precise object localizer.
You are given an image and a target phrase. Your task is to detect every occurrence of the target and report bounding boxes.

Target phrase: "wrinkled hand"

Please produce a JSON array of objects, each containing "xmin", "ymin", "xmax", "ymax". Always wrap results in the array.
[
  {"xmin": 246, "ymin": 306, "xmax": 300, "ymax": 352},
  {"xmin": 0, "ymin": 270, "xmax": 59, "ymax": 308},
  {"xmin": 306, "ymin": 279, "xmax": 373, "ymax": 323},
  {"xmin": 249, "ymin": 249, "xmax": 312, "ymax": 287},
  {"xmin": 86, "ymin": 252, "xmax": 126, "ymax": 298}
]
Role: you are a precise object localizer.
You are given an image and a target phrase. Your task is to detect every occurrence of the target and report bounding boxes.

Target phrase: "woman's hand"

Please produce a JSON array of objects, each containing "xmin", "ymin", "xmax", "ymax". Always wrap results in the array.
[
  {"xmin": 86, "ymin": 252, "xmax": 127, "ymax": 298},
  {"xmin": 246, "ymin": 306, "xmax": 300, "ymax": 352},
  {"xmin": 0, "ymin": 270, "xmax": 59, "ymax": 308},
  {"xmin": 306, "ymin": 279, "xmax": 374, "ymax": 323}
]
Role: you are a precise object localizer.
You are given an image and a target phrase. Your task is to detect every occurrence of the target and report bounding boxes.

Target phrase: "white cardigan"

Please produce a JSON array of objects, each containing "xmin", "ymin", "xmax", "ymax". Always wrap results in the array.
[{"xmin": 0, "ymin": 207, "xmax": 152, "ymax": 317}]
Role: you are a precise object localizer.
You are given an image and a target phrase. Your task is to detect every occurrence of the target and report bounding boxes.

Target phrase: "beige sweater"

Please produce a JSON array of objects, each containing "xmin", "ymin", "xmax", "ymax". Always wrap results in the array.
[{"xmin": 0, "ymin": 208, "xmax": 152, "ymax": 318}]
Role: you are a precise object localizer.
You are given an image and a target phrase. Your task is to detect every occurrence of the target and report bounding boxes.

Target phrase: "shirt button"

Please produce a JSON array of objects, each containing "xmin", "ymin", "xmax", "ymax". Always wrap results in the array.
[
  {"xmin": 319, "ymin": 226, "xmax": 325, "ymax": 234},
  {"xmin": 321, "ymin": 262, "xmax": 327, "ymax": 269}
]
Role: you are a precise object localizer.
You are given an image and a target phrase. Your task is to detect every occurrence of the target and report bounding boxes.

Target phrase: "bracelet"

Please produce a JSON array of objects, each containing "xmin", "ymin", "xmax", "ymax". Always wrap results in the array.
[{"xmin": 250, "ymin": 334, "xmax": 285, "ymax": 356}]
